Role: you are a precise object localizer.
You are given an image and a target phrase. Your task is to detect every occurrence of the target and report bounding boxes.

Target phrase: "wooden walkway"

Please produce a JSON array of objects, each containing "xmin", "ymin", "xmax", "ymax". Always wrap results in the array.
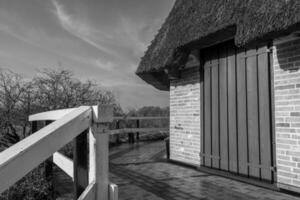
[{"xmin": 55, "ymin": 141, "xmax": 300, "ymax": 200}]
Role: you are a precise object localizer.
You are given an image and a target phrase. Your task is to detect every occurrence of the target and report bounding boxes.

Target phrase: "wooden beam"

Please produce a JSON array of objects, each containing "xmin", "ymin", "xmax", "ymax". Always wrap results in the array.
[
  {"xmin": 113, "ymin": 116, "xmax": 169, "ymax": 120},
  {"xmin": 53, "ymin": 152, "xmax": 73, "ymax": 179},
  {"xmin": 74, "ymin": 129, "xmax": 89, "ymax": 198},
  {"xmin": 136, "ymin": 120, "xmax": 140, "ymax": 141},
  {"xmin": 88, "ymin": 128, "xmax": 96, "ymax": 184},
  {"xmin": 29, "ymin": 108, "xmax": 76, "ymax": 121},
  {"xmin": 77, "ymin": 181, "xmax": 96, "ymax": 200},
  {"xmin": 0, "ymin": 106, "xmax": 91, "ymax": 194},
  {"xmin": 92, "ymin": 105, "xmax": 113, "ymax": 123},
  {"xmin": 95, "ymin": 123, "xmax": 109, "ymax": 200},
  {"xmin": 92, "ymin": 104, "xmax": 114, "ymax": 200},
  {"xmin": 109, "ymin": 128, "xmax": 169, "ymax": 135},
  {"xmin": 109, "ymin": 183, "xmax": 118, "ymax": 200}
]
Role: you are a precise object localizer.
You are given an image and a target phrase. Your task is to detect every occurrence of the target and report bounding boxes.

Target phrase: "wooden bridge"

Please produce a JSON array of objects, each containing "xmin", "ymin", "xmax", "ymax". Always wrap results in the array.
[{"xmin": 0, "ymin": 105, "xmax": 169, "ymax": 200}]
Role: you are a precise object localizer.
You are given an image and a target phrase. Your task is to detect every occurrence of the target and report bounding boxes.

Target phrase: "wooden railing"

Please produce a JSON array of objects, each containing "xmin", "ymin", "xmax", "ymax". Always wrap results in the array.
[
  {"xmin": 0, "ymin": 105, "xmax": 118, "ymax": 200},
  {"xmin": 110, "ymin": 116, "xmax": 169, "ymax": 143},
  {"xmin": 0, "ymin": 105, "xmax": 169, "ymax": 200}
]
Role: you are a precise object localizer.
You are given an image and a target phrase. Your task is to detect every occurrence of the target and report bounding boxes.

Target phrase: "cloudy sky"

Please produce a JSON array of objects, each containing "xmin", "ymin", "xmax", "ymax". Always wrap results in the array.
[{"xmin": 0, "ymin": 0, "xmax": 175, "ymax": 110}]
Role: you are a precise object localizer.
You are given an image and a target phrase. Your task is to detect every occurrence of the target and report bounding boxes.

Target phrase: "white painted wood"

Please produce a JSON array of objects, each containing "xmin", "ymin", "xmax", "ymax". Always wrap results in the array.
[
  {"xmin": 53, "ymin": 152, "xmax": 73, "ymax": 179},
  {"xmin": 92, "ymin": 105, "xmax": 113, "ymax": 200},
  {"xmin": 0, "ymin": 106, "xmax": 92, "ymax": 194},
  {"xmin": 93, "ymin": 105, "xmax": 114, "ymax": 123},
  {"xmin": 29, "ymin": 108, "xmax": 76, "ymax": 121},
  {"xmin": 109, "ymin": 183, "xmax": 118, "ymax": 200},
  {"xmin": 95, "ymin": 124, "xmax": 109, "ymax": 200},
  {"xmin": 77, "ymin": 181, "xmax": 96, "ymax": 200},
  {"xmin": 88, "ymin": 128, "xmax": 96, "ymax": 184}
]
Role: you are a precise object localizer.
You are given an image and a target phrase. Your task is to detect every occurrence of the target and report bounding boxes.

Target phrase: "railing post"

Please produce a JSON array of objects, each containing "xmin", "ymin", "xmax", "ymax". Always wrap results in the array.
[
  {"xmin": 116, "ymin": 120, "xmax": 120, "ymax": 144},
  {"xmin": 136, "ymin": 119, "xmax": 140, "ymax": 142},
  {"xmin": 92, "ymin": 105, "xmax": 113, "ymax": 200}
]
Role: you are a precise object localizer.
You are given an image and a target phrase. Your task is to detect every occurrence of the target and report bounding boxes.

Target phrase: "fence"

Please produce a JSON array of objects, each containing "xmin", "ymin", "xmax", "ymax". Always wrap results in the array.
[{"xmin": 0, "ymin": 105, "xmax": 169, "ymax": 200}]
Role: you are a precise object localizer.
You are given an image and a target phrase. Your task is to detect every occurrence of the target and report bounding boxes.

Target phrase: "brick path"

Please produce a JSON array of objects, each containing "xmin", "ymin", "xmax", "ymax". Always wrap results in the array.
[
  {"xmin": 110, "ymin": 141, "xmax": 300, "ymax": 200},
  {"xmin": 55, "ymin": 141, "xmax": 300, "ymax": 199}
]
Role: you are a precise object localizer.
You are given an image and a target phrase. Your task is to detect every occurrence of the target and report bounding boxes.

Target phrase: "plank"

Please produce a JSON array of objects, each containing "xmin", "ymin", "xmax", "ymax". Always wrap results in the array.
[
  {"xmin": 246, "ymin": 48, "xmax": 260, "ymax": 178},
  {"xmin": 29, "ymin": 108, "xmax": 75, "ymax": 121},
  {"xmin": 77, "ymin": 181, "xmax": 96, "ymax": 200},
  {"xmin": 109, "ymin": 128, "xmax": 169, "ymax": 135},
  {"xmin": 89, "ymin": 129, "xmax": 96, "ymax": 183},
  {"xmin": 0, "ymin": 106, "xmax": 91, "ymax": 194},
  {"xmin": 109, "ymin": 183, "xmax": 118, "ymax": 200},
  {"xmin": 95, "ymin": 124, "xmax": 109, "ymax": 200},
  {"xmin": 227, "ymin": 45, "xmax": 238, "ymax": 173},
  {"xmin": 74, "ymin": 129, "xmax": 89, "ymax": 198},
  {"xmin": 200, "ymin": 58, "xmax": 205, "ymax": 166},
  {"xmin": 219, "ymin": 45, "xmax": 228, "ymax": 171},
  {"xmin": 236, "ymin": 49, "xmax": 248, "ymax": 176},
  {"xmin": 204, "ymin": 63, "xmax": 212, "ymax": 167},
  {"xmin": 114, "ymin": 116, "xmax": 169, "ymax": 120},
  {"xmin": 53, "ymin": 152, "xmax": 73, "ymax": 179},
  {"xmin": 93, "ymin": 105, "xmax": 113, "ymax": 200},
  {"xmin": 258, "ymin": 46, "xmax": 273, "ymax": 181},
  {"xmin": 211, "ymin": 50, "xmax": 220, "ymax": 169}
]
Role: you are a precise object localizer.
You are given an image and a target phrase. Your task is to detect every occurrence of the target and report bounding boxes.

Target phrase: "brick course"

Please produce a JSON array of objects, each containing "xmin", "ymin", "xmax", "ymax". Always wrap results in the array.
[
  {"xmin": 170, "ymin": 67, "xmax": 201, "ymax": 166},
  {"xmin": 273, "ymin": 37, "xmax": 300, "ymax": 192}
]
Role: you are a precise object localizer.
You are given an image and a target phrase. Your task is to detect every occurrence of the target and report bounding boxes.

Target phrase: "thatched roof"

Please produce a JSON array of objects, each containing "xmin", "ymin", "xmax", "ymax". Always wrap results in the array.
[{"xmin": 136, "ymin": 0, "xmax": 300, "ymax": 90}]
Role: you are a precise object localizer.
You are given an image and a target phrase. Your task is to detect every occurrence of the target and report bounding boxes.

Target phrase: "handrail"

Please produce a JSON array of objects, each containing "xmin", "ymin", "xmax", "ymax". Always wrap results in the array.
[
  {"xmin": 29, "ymin": 108, "xmax": 76, "ymax": 121},
  {"xmin": 110, "ymin": 128, "xmax": 169, "ymax": 135},
  {"xmin": 114, "ymin": 116, "xmax": 169, "ymax": 120},
  {"xmin": 29, "ymin": 110, "xmax": 169, "ymax": 122},
  {"xmin": 0, "ymin": 106, "xmax": 91, "ymax": 194}
]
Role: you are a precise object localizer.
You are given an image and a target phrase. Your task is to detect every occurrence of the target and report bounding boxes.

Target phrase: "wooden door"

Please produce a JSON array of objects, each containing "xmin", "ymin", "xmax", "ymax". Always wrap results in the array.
[{"xmin": 200, "ymin": 41, "xmax": 274, "ymax": 182}]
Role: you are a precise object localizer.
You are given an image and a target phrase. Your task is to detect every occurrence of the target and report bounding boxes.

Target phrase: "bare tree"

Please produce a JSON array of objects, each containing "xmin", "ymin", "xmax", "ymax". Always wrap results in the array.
[
  {"xmin": 0, "ymin": 69, "xmax": 26, "ymax": 149},
  {"xmin": 0, "ymin": 68, "xmax": 123, "ymax": 200},
  {"xmin": 33, "ymin": 69, "xmax": 122, "ymax": 111}
]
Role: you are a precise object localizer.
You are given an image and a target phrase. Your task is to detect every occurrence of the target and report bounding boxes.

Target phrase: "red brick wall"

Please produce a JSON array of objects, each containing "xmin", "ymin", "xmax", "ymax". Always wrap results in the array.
[
  {"xmin": 170, "ymin": 67, "xmax": 201, "ymax": 166},
  {"xmin": 273, "ymin": 37, "xmax": 300, "ymax": 191}
]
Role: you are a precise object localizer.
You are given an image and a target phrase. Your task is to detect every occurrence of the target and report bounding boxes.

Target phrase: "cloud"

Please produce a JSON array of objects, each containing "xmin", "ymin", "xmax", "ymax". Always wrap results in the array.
[
  {"xmin": 94, "ymin": 59, "xmax": 115, "ymax": 72},
  {"xmin": 52, "ymin": 0, "xmax": 114, "ymax": 56}
]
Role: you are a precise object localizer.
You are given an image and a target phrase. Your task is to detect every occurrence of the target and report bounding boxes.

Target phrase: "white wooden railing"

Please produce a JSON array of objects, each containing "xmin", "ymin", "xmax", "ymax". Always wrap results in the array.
[{"xmin": 0, "ymin": 105, "xmax": 118, "ymax": 200}]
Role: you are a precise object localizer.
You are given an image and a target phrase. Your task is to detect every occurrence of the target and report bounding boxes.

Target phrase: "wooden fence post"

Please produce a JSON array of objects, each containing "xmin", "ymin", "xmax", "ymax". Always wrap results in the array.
[
  {"xmin": 73, "ymin": 129, "xmax": 89, "ymax": 199},
  {"xmin": 136, "ymin": 119, "xmax": 140, "ymax": 142},
  {"xmin": 116, "ymin": 120, "xmax": 120, "ymax": 144},
  {"xmin": 92, "ymin": 105, "xmax": 113, "ymax": 200}
]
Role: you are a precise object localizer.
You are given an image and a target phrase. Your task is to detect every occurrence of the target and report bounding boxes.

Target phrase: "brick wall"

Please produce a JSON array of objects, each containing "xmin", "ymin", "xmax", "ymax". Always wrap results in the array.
[
  {"xmin": 170, "ymin": 67, "xmax": 201, "ymax": 166},
  {"xmin": 273, "ymin": 36, "xmax": 300, "ymax": 192}
]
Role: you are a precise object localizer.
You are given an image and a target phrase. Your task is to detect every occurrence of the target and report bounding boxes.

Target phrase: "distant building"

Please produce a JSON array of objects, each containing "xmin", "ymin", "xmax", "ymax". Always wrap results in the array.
[{"xmin": 136, "ymin": 0, "xmax": 300, "ymax": 193}]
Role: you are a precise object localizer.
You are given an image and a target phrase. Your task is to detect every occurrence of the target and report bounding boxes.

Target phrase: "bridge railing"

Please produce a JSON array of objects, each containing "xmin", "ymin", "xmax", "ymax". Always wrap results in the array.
[{"xmin": 0, "ymin": 105, "xmax": 118, "ymax": 200}]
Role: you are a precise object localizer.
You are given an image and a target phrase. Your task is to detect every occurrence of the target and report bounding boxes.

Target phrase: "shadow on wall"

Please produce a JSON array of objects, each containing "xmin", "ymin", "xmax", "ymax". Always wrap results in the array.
[{"xmin": 276, "ymin": 39, "xmax": 300, "ymax": 73}]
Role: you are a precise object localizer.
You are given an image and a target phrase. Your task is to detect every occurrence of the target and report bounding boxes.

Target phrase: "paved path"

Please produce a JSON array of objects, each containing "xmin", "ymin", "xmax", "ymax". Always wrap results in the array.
[
  {"xmin": 110, "ymin": 141, "xmax": 299, "ymax": 200},
  {"xmin": 55, "ymin": 141, "xmax": 300, "ymax": 200}
]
